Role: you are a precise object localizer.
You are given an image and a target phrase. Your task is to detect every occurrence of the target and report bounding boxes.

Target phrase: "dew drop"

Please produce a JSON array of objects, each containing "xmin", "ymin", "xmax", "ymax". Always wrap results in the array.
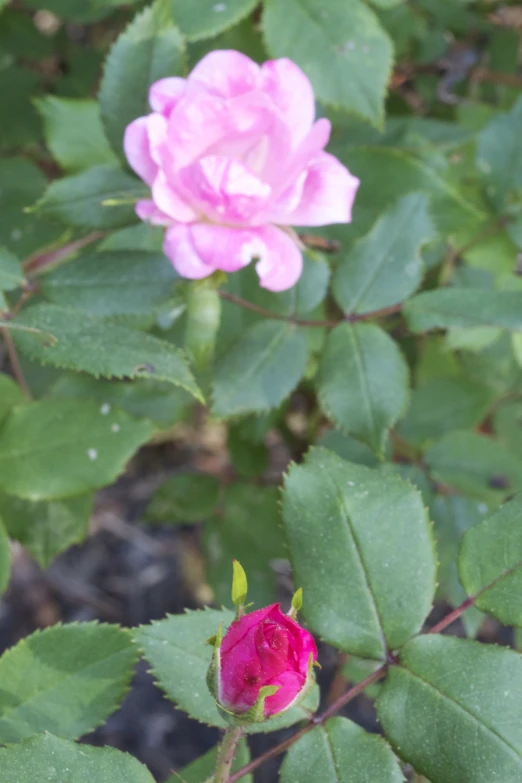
[
  {"xmin": 100, "ymin": 403, "xmax": 111, "ymax": 415},
  {"xmin": 87, "ymin": 448, "xmax": 98, "ymax": 461},
  {"xmin": 213, "ymin": 2, "xmax": 227, "ymax": 10},
  {"xmin": 111, "ymin": 423, "xmax": 120, "ymax": 433}
]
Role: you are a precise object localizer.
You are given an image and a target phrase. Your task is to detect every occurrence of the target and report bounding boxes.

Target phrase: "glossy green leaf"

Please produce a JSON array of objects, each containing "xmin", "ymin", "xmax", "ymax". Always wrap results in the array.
[
  {"xmin": 405, "ymin": 289, "xmax": 522, "ymax": 333},
  {"xmin": 377, "ymin": 635, "xmax": 522, "ymax": 783},
  {"xmin": 333, "ymin": 193, "xmax": 434, "ymax": 315},
  {"xmin": 282, "ymin": 448, "xmax": 436, "ymax": 659},
  {"xmin": 0, "ymin": 399, "xmax": 155, "ymax": 501},
  {"xmin": 430, "ymin": 494, "xmax": 486, "ymax": 638},
  {"xmin": 41, "ymin": 250, "xmax": 178, "ymax": 316},
  {"xmin": 459, "ymin": 496, "xmax": 522, "ymax": 627},
  {"xmin": 203, "ymin": 484, "xmax": 285, "ymax": 608},
  {"xmin": 0, "ymin": 493, "xmax": 93, "ymax": 567},
  {"xmin": 0, "ymin": 247, "xmax": 25, "ymax": 293},
  {"xmin": 212, "ymin": 320, "xmax": 308, "ymax": 417},
  {"xmin": 35, "ymin": 97, "xmax": 117, "ymax": 173},
  {"xmin": 100, "ymin": 0, "xmax": 185, "ymax": 158},
  {"xmin": 263, "ymin": 0, "xmax": 393, "ymax": 127},
  {"xmin": 0, "ymin": 622, "xmax": 138, "ymax": 742},
  {"xmin": 171, "ymin": 739, "xmax": 252, "ymax": 783},
  {"xmin": 0, "ymin": 372, "xmax": 26, "ymax": 426},
  {"xmin": 49, "ymin": 374, "xmax": 192, "ymax": 429},
  {"xmin": 0, "ymin": 733, "xmax": 155, "ymax": 783},
  {"xmin": 425, "ymin": 431, "xmax": 522, "ymax": 504},
  {"xmin": 172, "ymin": 0, "xmax": 258, "ymax": 41},
  {"xmin": 398, "ymin": 377, "xmax": 493, "ymax": 448},
  {"xmin": 317, "ymin": 323, "xmax": 409, "ymax": 455},
  {"xmin": 135, "ymin": 608, "xmax": 319, "ymax": 731},
  {"xmin": 145, "ymin": 473, "xmax": 221, "ymax": 523},
  {"xmin": 33, "ymin": 165, "xmax": 143, "ymax": 229},
  {"xmin": 0, "ymin": 517, "xmax": 10, "ymax": 597},
  {"xmin": 476, "ymin": 95, "xmax": 522, "ymax": 206},
  {"xmin": 13, "ymin": 304, "xmax": 202, "ymax": 399},
  {"xmin": 0, "ymin": 158, "xmax": 62, "ymax": 258},
  {"xmin": 280, "ymin": 717, "xmax": 403, "ymax": 783}
]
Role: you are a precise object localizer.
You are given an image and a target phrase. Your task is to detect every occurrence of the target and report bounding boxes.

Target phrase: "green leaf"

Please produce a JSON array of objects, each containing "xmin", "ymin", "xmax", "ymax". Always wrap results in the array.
[
  {"xmin": 0, "ymin": 493, "xmax": 93, "ymax": 567},
  {"xmin": 0, "ymin": 247, "xmax": 25, "ymax": 293},
  {"xmin": 0, "ymin": 399, "xmax": 155, "ymax": 501},
  {"xmin": 263, "ymin": 0, "xmax": 393, "ymax": 127},
  {"xmin": 33, "ymin": 165, "xmax": 143, "ymax": 230},
  {"xmin": 0, "ymin": 66, "xmax": 42, "ymax": 153},
  {"xmin": 49, "ymin": 373, "xmax": 192, "ymax": 429},
  {"xmin": 172, "ymin": 0, "xmax": 258, "ymax": 41},
  {"xmin": 459, "ymin": 496, "xmax": 522, "ymax": 627},
  {"xmin": 0, "ymin": 733, "xmax": 155, "ymax": 783},
  {"xmin": 0, "ymin": 622, "xmax": 138, "ymax": 742},
  {"xmin": 333, "ymin": 193, "xmax": 434, "ymax": 315},
  {"xmin": 172, "ymin": 739, "xmax": 252, "ymax": 783},
  {"xmin": 494, "ymin": 400, "xmax": 522, "ymax": 459},
  {"xmin": 398, "ymin": 377, "xmax": 494, "ymax": 448},
  {"xmin": 0, "ymin": 517, "xmax": 10, "ymax": 597},
  {"xmin": 476, "ymin": 95, "xmax": 522, "ymax": 207},
  {"xmin": 212, "ymin": 321, "xmax": 308, "ymax": 417},
  {"xmin": 135, "ymin": 608, "xmax": 319, "ymax": 731},
  {"xmin": 99, "ymin": 0, "xmax": 185, "ymax": 158},
  {"xmin": 41, "ymin": 249, "xmax": 178, "ymax": 316},
  {"xmin": 430, "ymin": 494, "xmax": 486, "ymax": 638},
  {"xmin": 203, "ymin": 484, "xmax": 285, "ymax": 609},
  {"xmin": 317, "ymin": 323, "xmax": 409, "ymax": 455},
  {"xmin": 0, "ymin": 372, "xmax": 26, "ymax": 426},
  {"xmin": 232, "ymin": 558, "xmax": 248, "ymax": 608},
  {"xmin": 35, "ymin": 97, "xmax": 117, "ymax": 173},
  {"xmin": 317, "ymin": 429, "xmax": 381, "ymax": 468},
  {"xmin": 280, "ymin": 716, "xmax": 403, "ymax": 782},
  {"xmin": 145, "ymin": 473, "xmax": 221, "ymax": 523},
  {"xmin": 282, "ymin": 448, "xmax": 436, "ymax": 659},
  {"xmin": 425, "ymin": 431, "xmax": 522, "ymax": 504},
  {"xmin": 13, "ymin": 304, "xmax": 202, "ymax": 400},
  {"xmin": 404, "ymin": 289, "xmax": 522, "ymax": 333},
  {"xmin": 0, "ymin": 158, "xmax": 62, "ymax": 258},
  {"xmin": 377, "ymin": 635, "xmax": 522, "ymax": 783}
]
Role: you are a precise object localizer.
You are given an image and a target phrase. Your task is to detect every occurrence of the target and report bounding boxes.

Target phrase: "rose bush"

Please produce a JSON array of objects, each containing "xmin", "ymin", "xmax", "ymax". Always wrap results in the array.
[
  {"xmin": 123, "ymin": 50, "xmax": 359, "ymax": 291},
  {"xmin": 212, "ymin": 603, "xmax": 317, "ymax": 719}
]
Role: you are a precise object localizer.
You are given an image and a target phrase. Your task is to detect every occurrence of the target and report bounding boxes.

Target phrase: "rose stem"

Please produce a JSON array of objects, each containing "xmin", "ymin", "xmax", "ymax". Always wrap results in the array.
[{"xmin": 213, "ymin": 726, "xmax": 243, "ymax": 783}]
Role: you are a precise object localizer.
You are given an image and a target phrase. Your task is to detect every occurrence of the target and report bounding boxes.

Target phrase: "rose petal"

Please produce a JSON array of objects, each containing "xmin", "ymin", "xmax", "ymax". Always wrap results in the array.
[
  {"xmin": 190, "ymin": 223, "xmax": 265, "ymax": 272},
  {"xmin": 179, "ymin": 156, "xmax": 271, "ymax": 223},
  {"xmin": 264, "ymin": 670, "xmax": 306, "ymax": 717},
  {"xmin": 163, "ymin": 224, "xmax": 214, "ymax": 280},
  {"xmin": 221, "ymin": 605, "xmax": 278, "ymax": 655},
  {"xmin": 166, "ymin": 88, "xmax": 229, "ymax": 170},
  {"xmin": 287, "ymin": 152, "xmax": 360, "ymax": 226},
  {"xmin": 254, "ymin": 226, "xmax": 303, "ymax": 292},
  {"xmin": 123, "ymin": 116, "xmax": 159, "ymax": 186},
  {"xmin": 149, "ymin": 77, "xmax": 186, "ymax": 115},
  {"xmin": 152, "ymin": 171, "xmax": 197, "ymax": 223},
  {"xmin": 189, "ymin": 49, "xmax": 260, "ymax": 98},
  {"xmin": 260, "ymin": 58, "xmax": 315, "ymax": 145},
  {"xmin": 135, "ymin": 199, "xmax": 171, "ymax": 226}
]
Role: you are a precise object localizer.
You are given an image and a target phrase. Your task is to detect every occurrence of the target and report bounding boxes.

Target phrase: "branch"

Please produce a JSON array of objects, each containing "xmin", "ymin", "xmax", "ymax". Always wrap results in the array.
[
  {"xmin": 23, "ymin": 231, "xmax": 105, "ymax": 276},
  {"xmin": 218, "ymin": 291, "xmax": 402, "ymax": 329},
  {"xmin": 1, "ymin": 327, "xmax": 32, "ymax": 399}
]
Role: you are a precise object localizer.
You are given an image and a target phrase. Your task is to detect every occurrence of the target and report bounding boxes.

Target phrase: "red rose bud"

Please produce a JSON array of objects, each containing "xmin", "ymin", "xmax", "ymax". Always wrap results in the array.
[{"xmin": 207, "ymin": 603, "xmax": 317, "ymax": 724}]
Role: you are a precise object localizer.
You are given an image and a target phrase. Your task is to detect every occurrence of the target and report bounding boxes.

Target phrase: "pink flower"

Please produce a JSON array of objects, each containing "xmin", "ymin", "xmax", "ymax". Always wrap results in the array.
[
  {"xmin": 124, "ymin": 51, "xmax": 359, "ymax": 292},
  {"xmin": 214, "ymin": 603, "xmax": 317, "ymax": 719}
]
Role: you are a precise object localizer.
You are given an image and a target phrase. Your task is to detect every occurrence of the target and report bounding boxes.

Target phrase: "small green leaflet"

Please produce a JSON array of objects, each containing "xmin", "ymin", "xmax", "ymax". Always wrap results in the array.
[
  {"xmin": 0, "ymin": 623, "xmax": 138, "ymax": 743},
  {"xmin": 263, "ymin": 0, "xmax": 393, "ymax": 127},
  {"xmin": 0, "ymin": 518, "xmax": 10, "ymax": 597},
  {"xmin": 13, "ymin": 304, "xmax": 202, "ymax": 400},
  {"xmin": 0, "ymin": 247, "xmax": 25, "ymax": 293},
  {"xmin": 0, "ymin": 734, "xmax": 155, "ymax": 783},
  {"xmin": 404, "ymin": 289, "xmax": 522, "ymax": 333},
  {"xmin": 0, "ymin": 398, "xmax": 155, "ymax": 501},
  {"xmin": 171, "ymin": 0, "xmax": 258, "ymax": 41},
  {"xmin": 377, "ymin": 635, "xmax": 522, "ymax": 783},
  {"xmin": 280, "ymin": 717, "xmax": 403, "ymax": 782}
]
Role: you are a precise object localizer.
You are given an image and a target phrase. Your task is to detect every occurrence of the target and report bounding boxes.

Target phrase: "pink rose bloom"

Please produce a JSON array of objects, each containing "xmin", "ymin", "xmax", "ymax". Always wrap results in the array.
[
  {"xmin": 215, "ymin": 603, "xmax": 317, "ymax": 718},
  {"xmin": 123, "ymin": 50, "xmax": 359, "ymax": 292}
]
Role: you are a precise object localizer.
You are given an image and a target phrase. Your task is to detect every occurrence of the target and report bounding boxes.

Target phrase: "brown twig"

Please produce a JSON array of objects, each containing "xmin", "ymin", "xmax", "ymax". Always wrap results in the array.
[
  {"xmin": 218, "ymin": 290, "xmax": 402, "ymax": 328},
  {"xmin": 1, "ymin": 327, "xmax": 32, "ymax": 399},
  {"xmin": 23, "ymin": 231, "xmax": 106, "ymax": 276}
]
